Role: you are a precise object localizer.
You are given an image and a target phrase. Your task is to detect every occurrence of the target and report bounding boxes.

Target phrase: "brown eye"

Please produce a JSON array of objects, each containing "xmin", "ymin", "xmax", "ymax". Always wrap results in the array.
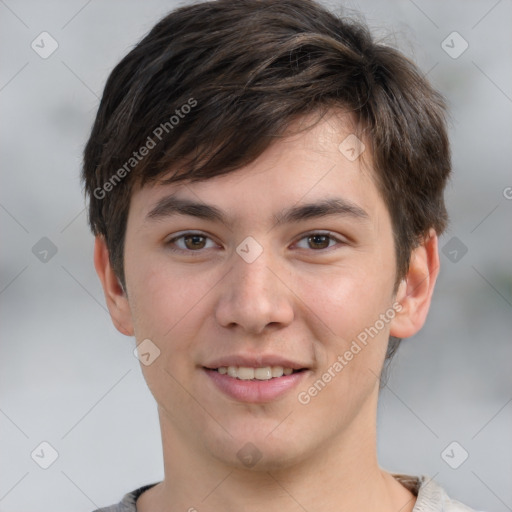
[
  {"xmin": 294, "ymin": 232, "xmax": 342, "ymax": 251},
  {"xmin": 183, "ymin": 234, "xmax": 207, "ymax": 250},
  {"xmin": 307, "ymin": 234, "xmax": 331, "ymax": 250},
  {"xmin": 166, "ymin": 232, "xmax": 217, "ymax": 253}
]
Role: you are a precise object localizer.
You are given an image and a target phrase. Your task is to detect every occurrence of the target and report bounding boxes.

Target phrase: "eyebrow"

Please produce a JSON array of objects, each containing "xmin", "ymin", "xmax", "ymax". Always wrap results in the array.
[{"xmin": 145, "ymin": 194, "xmax": 369, "ymax": 228}]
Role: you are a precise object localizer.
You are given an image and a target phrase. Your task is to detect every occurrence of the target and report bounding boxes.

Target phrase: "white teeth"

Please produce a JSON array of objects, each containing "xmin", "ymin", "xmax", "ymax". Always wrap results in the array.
[
  {"xmin": 237, "ymin": 367, "xmax": 255, "ymax": 380},
  {"xmin": 215, "ymin": 365, "xmax": 297, "ymax": 380},
  {"xmin": 254, "ymin": 367, "xmax": 272, "ymax": 380},
  {"xmin": 271, "ymin": 366, "xmax": 284, "ymax": 378}
]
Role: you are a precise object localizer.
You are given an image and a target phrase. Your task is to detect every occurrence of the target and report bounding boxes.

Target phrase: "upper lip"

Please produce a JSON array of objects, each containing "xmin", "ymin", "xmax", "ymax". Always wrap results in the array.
[{"xmin": 204, "ymin": 355, "xmax": 309, "ymax": 370}]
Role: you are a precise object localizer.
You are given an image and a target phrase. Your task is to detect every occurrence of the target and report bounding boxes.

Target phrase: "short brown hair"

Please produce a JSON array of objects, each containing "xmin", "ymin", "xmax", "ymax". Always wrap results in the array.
[{"xmin": 82, "ymin": 0, "xmax": 451, "ymax": 357}]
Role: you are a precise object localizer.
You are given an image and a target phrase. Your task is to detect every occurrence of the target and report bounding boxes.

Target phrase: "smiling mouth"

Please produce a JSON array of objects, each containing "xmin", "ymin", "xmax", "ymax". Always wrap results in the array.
[{"xmin": 204, "ymin": 366, "xmax": 306, "ymax": 381}]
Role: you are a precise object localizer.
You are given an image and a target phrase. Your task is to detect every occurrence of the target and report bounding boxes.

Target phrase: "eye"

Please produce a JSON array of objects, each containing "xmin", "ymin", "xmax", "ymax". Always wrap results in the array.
[
  {"xmin": 165, "ymin": 230, "xmax": 346, "ymax": 254},
  {"xmin": 165, "ymin": 232, "xmax": 218, "ymax": 252},
  {"xmin": 294, "ymin": 231, "xmax": 345, "ymax": 251}
]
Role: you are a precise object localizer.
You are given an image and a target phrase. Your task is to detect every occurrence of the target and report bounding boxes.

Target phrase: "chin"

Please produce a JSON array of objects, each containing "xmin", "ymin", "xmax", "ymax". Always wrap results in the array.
[{"xmin": 207, "ymin": 428, "xmax": 313, "ymax": 472}]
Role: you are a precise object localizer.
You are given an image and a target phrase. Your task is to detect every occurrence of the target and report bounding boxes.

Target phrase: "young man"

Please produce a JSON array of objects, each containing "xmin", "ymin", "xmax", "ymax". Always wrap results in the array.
[{"xmin": 82, "ymin": 1, "xmax": 479, "ymax": 510}]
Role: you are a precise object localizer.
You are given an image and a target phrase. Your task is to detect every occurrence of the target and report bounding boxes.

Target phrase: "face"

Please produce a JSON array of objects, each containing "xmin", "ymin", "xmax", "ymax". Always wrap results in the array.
[{"xmin": 118, "ymin": 114, "xmax": 408, "ymax": 470}]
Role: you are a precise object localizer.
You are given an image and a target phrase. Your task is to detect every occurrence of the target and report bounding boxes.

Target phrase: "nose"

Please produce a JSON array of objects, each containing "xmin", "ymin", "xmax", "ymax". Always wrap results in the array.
[{"xmin": 214, "ymin": 246, "xmax": 295, "ymax": 334}]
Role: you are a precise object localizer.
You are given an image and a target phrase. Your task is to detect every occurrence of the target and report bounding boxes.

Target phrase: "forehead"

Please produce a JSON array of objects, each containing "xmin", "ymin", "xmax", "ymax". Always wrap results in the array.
[{"xmin": 127, "ymin": 112, "xmax": 382, "ymax": 228}]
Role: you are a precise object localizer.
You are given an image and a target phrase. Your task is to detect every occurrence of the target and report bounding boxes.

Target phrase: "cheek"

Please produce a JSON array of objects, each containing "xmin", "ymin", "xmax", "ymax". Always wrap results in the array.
[
  {"xmin": 304, "ymin": 260, "xmax": 394, "ymax": 343},
  {"xmin": 296, "ymin": 270, "xmax": 392, "ymax": 418},
  {"xmin": 126, "ymin": 259, "xmax": 208, "ymax": 404},
  {"xmin": 303, "ymin": 259, "xmax": 394, "ymax": 386},
  {"xmin": 126, "ymin": 255, "xmax": 225, "ymax": 395},
  {"xmin": 126, "ymin": 249, "xmax": 203, "ymax": 338}
]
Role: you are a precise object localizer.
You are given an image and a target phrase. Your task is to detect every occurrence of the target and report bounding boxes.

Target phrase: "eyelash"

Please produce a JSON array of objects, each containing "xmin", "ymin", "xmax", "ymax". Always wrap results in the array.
[{"xmin": 165, "ymin": 231, "xmax": 346, "ymax": 254}]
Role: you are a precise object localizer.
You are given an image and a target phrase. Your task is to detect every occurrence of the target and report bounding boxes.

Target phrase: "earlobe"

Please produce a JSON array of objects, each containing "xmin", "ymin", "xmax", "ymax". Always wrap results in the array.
[
  {"xmin": 389, "ymin": 229, "xmax": 440, "ymax": 339},
  {"xmin": 93, "ymin": 236, "xmax": 134, "ymax": 337}
]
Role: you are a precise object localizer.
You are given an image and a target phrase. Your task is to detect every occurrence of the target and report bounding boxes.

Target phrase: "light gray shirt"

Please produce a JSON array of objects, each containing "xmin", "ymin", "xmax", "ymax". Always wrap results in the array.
[{"xmin": 91, "ymin": 475, "xmax": 482, "ymax": 512}]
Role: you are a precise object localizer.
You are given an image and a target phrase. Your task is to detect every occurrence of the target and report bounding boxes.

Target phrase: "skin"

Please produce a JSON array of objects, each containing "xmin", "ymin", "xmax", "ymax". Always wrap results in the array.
[{"xmin": 95, "ymin": 112, "xmax": 439, "ymax": 512}]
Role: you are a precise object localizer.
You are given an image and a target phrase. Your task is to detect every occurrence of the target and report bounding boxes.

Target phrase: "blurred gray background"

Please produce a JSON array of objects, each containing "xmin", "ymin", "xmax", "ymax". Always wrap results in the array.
[{"xmin": 1, "ymin": 0, "xmax": 511, "ymax": 511}]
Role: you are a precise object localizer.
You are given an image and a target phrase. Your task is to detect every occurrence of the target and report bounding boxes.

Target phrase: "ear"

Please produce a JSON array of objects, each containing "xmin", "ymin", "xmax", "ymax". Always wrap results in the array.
[
  {"xmin": 94, "ymin": 235, "xmax": 134, "ymax": 337},
  {"xmin": 390, "ymin": 228, "xmax": 440, "ymax": 339}
]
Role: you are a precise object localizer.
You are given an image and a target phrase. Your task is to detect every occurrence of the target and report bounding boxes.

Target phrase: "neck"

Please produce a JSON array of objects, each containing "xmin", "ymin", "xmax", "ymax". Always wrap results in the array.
[{"xmin": 137, "ymin": 392, "xmax": 415, "ymax": 512}]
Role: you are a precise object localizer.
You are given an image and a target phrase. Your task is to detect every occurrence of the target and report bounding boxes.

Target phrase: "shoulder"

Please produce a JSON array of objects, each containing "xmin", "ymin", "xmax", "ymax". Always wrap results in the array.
[
  {"xmin": 414, "ymin": 475, "xmax": 484, "ymax": 512},
  {"xmin": 90, "ymin": 483, "xmax": 159, "ymax": 512}
]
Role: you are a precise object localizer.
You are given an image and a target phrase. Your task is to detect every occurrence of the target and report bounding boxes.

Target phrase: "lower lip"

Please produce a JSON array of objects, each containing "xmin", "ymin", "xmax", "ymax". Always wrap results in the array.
[{"xmin": 203, "ymin": 368, "xmax": 308, "ymax": 403}]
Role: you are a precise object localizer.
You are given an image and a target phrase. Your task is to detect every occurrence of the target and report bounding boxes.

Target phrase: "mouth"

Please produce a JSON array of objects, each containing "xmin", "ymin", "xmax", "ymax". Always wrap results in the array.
[
  {"xmin": 202, "ymin": 365, "xmax": 309, "ymax": 403},
  {"xmin": 205, "ymin": 365, "xmax": 306, "ymax": 381}
]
